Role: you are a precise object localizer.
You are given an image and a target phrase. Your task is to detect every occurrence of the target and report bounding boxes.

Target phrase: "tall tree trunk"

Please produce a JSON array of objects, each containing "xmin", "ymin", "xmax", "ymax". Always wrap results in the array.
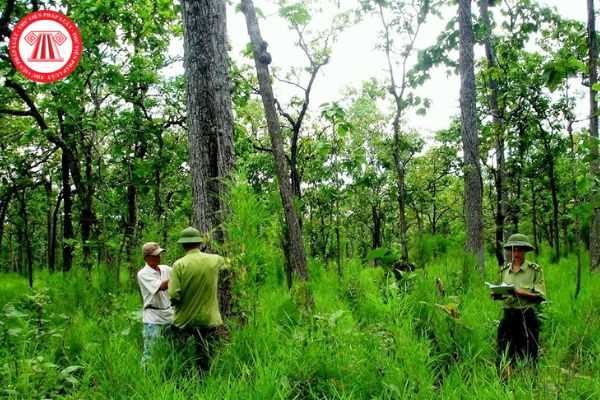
[
  {"xmin": 154, "ymin": 131, "xmax": 164, "ymax": 220},
  {"xmin": 333, "ymin": 124, "xmax": 342, "ymax": 277},
  {"xmin": 182, "ymin": 0, "xmax": 236, "ymax": 318},
  {"xmin": 432, "ymin": 183, "xmax": 438, "ymax": 235},
  {"xmin": 125, "ymin": 160, "xmax": 137, "ymax": 280},
  {"xmin": 545, "ymin": 218, "xmax": 553, "ymax": 249},
  {"xmin": 163, "ymin": 191, "xmax": 174, "ymax": 245},
  {"xmin": 531, "ymin": 180, "xmax": 539, "ymax": 257},
  {"xmin": 372, "ymin": 203, "xmax": 382, "ymax": 250},
  {"xmin": 320, "ymin": 212, "xmax": 327, "ymax": 258},
  {"xmin": 479, "ymin": 0, "xmax": 506, "ymax": 266},
  {"xmin": 45, "ymin": 178, "xmax": 52, "ymax": 268},
  {"xmin": 16, "ymin": 222, "xmax": 23, "ymax": 274},
  {"xmin": 507, "ymin": 124, "xmax": 526, "ymax": 236},
  {"xmin": 458, "ymin": 0, "xmax": 484, "ymax": 273},
  {"xmin": 241, "ymin": 0, "xmax": 310, "ymax": 288},
  {"xmin": 396, "ymin": 166, "xmax": 409, "ymax": 262},
  {"xmin": 514, "ymin": 177, "xmax": 521, "ymax": 233},
  {"xmin": 567, "ymin": 120, "xmax": 583, "ymax": 297},
  {"xmin": 290, "ymin": 160, "xmax": 302, "ymax": 200},
  {"xmin": 9, "ymin": 228, "xmax": 15, "ymax": 273},
  {"xmin": 60, "ymin": 144, "xmax": 74, "ymax": 273},
  {"xmin": 542, "ymin": 132, "xmax": 560, "ymax": 261},
  {"xmin": 49, "ymin": 191, "xmax": 62, "ymax": 273},
  {"xmin": 548, "ymin": 161, "xmax": 560, "ymax": 260},
  {"xmin": 0, "ymin": 191, "xmax": 13, "ymax": 251},
  {"xmin": 18, "ymin": 190, "xmax": 33, "ymax": 288},
  {"xmin": 181, "ymin": 0, "xmax": 235, "ymax": 244},
  {"xmin": 335, "ymin": 200, "xmax": 342, "ymax": 277},
  {"xmin": 588, "ymin": 0, "xmax": 600, "ymax": 271},
  {"xmin": 58, "ymin": 108, "xmax": 94, "ymax": 271},
  {"xmin": 308, "ymin": 205, "xmax": 316, "ymax": 257},
  {"xmin": 79, "ymin": 128, "xmax": 95, "ymax": 271},
  {"xmin": 379, "ymin": 4, "xmax": 409, "ymax": 263}
]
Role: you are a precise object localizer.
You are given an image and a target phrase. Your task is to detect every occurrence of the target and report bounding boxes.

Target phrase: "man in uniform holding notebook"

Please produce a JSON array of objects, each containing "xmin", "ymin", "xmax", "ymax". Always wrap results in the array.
[{"xmin": 491, "ymin": 233, "xmax": 546, "ymax": 378}]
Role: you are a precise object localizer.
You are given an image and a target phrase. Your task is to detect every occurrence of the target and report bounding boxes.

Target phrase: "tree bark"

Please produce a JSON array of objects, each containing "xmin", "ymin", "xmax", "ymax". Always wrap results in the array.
[
  {"xmin": 567, "ymin": 120, "xmax": 583, "ymax": 297},
  {"xmin": 372, "ymin": 203, "xmax": 382, "ymax": 250},
  {"xmin": 541, "ymin": 131, "xmax": 560, "ymax": 261},
  {"xmin": 125, "ymin": 160, "xmax": 137, "ymax": 279},
  {"xmin": 0, "ymin": 191, "xmax": 13, "ymax": 252},
  {"xmin": 548, "ymin": 160, "xmax": 560, "ymax": 260},
  {"xmin": 18, "ymin": 190, "xmax": 33, "ymax": 288},
  {"xmin": 16, "ymin": 221, "xmax": 23, "ymax": 275},
  {"xmin": 531, "ymin": 180, "xmax": 539, "ymax": 257},
  {"xmin": 56, "ymin": 107, "xmax": 95, "ymax": 271},
  {"xmin": 44, "ymin": 178, "xmax": 52, "ymax": 268},
  {"xmin": 79, "ymin": 126, "xmax": 95, "ymax": 271},
  {"xmin": 154, "ymin": 131, "xmax": 164, "ymax": 220},
  {"xmin": 290, "ymin": 158, "xmax": 302, "ymax": 200},
  {"xmin": 588, "ymin": 0, "xmax": 600, "ymax": 271},
  {"xmin": 181, "ymin": 0, "xmax": 236, "ymax": 320},
  {"xmin": 59, "ymin": 113, "xmax": 74, "ymax": 273},
  {"xmin": 181, "ymin": 0, "xmax": 235, "ymax": 244},
  {"xmin": 396, "ymin": 166, "xmax": 409, "ymax": 262},
  {"xmin": 163, "ymin": 191, "xmax": 174, "ymax": 245},
  {"xmin": 8, "ymin": 228, "xmax": 15, "ymax": 273},
  {"xmin": 49, "ymin": 191, "xmax": 62, "ymax": 273},
  {"xmin": 479, "ymin": 0, "xmax": 506, "ymax": 266},
  {"xmin": 241, "ymin": 0, "xmax": 309, "ymax": 285},
  {"xmin": 458, "ymin": 0, "xmax": 484, "ymax": 273}
]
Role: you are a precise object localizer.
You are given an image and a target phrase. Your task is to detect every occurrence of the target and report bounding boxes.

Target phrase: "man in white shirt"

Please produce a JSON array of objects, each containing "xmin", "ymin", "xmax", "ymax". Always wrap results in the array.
[{"xmin": 137, "ymin": 242, "xmax": 174, "ymax": 364}]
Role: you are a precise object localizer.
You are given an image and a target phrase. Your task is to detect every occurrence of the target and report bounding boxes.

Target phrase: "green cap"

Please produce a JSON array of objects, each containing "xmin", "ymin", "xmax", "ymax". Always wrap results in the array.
[
  {"xmin": 503, "ymin": 233, "xmax": 535, "ymax": 252},
  {"xmin": 177, "ymin": 226, "xmax": 205, "ymax": 244}
]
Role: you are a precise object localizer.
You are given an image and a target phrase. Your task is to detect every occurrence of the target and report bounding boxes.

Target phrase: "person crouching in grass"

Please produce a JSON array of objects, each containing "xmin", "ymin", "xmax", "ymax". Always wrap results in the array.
[
  {"xmin": 137, "ymin": 242, "xmax": 174, "ymax": 365},
  {"xmin": 491, "ymin": 233, "xmax": 546, "ymax": 379}
]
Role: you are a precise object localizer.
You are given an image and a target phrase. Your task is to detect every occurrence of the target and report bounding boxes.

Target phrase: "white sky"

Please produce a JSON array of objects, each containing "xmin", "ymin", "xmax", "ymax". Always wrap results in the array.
[{"xmin": 168, "ymin": 0, "xmax": 588, "ymax": 139}]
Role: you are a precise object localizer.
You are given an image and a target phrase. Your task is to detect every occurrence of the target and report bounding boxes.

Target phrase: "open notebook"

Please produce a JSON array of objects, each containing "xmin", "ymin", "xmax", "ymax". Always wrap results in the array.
[{"xmin": 485, "ymin": 282, "xmax": 515, "ymax": 295}]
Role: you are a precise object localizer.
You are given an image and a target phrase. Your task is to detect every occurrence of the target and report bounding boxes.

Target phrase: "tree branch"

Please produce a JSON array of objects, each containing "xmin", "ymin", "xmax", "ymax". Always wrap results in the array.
[
  {"xmin": 0, "ymin": 0, "xmax": 15, "ymax": 41},
  {"xmin": 0, "ymin": 108, "xmax": 34, "ymax": 117},
  {"xmin": 4, "ymin": 79, "xmax": 71, "ymax": 152},
  {"xmin": 275, "ymin": 98, "xmax": 297, "ymax": 128},
  {"xmin": 274, "ymin": 75, "xmax": 307, "ymax": 92},
  {"xmin": 4, "ymin": 79, "xmax": 48, "ymax": 130}
]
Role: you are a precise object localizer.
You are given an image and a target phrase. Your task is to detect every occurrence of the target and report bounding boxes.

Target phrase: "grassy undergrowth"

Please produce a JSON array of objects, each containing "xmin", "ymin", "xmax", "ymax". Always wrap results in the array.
[
  {"xmin": 0, "ymin": 251, "xmax": 598, "ymax": 399},
  {"xmin": 2, "ymin": 184, "xmax": 599, "ymax": 398}
]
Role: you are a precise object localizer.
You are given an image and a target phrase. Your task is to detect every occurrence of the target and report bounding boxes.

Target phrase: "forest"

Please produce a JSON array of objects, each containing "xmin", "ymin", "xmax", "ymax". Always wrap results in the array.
[{"xmin": 0, "ymin": 0, "xmax": 599, "ymax": 398}]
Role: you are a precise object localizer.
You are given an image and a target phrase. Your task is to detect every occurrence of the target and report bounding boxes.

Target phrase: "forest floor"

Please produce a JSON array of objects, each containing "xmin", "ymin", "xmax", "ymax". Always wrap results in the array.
[{"xmin": 1, "ymin": 251, "xmax": 598, "ymax": 399}]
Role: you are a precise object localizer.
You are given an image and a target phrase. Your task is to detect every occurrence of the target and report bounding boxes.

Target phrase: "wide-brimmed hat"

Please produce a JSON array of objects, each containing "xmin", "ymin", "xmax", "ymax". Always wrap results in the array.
[
  {"xmin": 142, "ymin": 242, "xmax": 166, "ymax": 257},
  {"xmin": 503, "ymin": 233, "xmax": 535, "ymax": 252},
  {"xmin": 177, "ymin": 226, "xmax": 205, "ymax": 244}
]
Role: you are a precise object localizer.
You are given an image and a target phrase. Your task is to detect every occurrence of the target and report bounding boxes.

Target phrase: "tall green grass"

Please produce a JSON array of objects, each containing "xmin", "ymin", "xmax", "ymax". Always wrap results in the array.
[{"xmin": 0, "ymin": 182, "xmax": 598, "ymax": 399}]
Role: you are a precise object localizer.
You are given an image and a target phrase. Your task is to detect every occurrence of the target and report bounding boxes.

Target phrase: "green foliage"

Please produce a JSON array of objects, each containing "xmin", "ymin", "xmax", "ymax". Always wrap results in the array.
[
  {"xmin": 543, "ymin": 56, "xmax": 586, "ymax": 92},
  {"xmin": 367, "ymin": 246, "xmax": 399, "ymax": 266},
  {"xmin": 279, "ymin": 1, "xmax": 312, "ymax": 25}
]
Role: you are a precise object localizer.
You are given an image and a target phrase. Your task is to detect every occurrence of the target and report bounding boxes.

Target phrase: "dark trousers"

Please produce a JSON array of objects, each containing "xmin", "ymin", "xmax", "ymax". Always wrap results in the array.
[
  {"xmin": 170, "ymin": 325, "xmax": 228, "ymax": 372},
  {"xmin": 497, "ymin": 308, "xmax": 541, "ymax": 366}
]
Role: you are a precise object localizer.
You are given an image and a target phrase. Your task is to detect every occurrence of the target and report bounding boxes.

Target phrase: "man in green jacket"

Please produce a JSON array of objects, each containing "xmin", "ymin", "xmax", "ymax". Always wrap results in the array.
[
  {"xmin": 169, "ymin": 226, "xmax": 229, "ymax": 372},
  {"xmin": 492, "ymin": 233, "xmax": 546, "ymax": 377}
]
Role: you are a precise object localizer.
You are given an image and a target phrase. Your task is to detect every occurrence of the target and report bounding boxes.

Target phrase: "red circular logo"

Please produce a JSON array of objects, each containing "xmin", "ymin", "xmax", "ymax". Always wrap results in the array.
[{"xmin": 9, "ymin": 10, "xmax": 82, "ymax": 83}]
